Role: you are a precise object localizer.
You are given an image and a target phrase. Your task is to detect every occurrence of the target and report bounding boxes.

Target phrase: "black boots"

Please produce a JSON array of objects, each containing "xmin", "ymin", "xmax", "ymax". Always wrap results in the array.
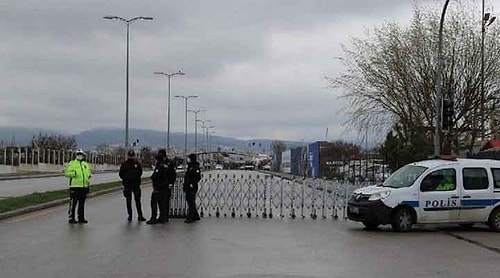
[
  {"xmin": 146, "ymin": 219, "xmax": 159, "ymax": 225},
  {"xmin": 68, "ymin": 218, "xmax": 87, "ymax": 224},
  {"xmin": 128, "ymin": 215, "xmax": 146, "ymax": 222},
  {"xmin": 146, "ymin": 217, "xmax": 168, "ymax": 225}
]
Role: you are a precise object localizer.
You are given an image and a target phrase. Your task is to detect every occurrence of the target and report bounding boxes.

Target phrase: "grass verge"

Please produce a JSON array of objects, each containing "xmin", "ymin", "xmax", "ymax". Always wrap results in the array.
[{"xmin": 0, "ymin": 178, "xmax": 150, "ymax": 214}]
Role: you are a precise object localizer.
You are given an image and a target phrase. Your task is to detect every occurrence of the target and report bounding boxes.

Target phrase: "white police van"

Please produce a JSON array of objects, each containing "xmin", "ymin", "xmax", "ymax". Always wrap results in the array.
[{"xmin": 347, "ymin": 157, "xmax": 500, "ymax": 232}]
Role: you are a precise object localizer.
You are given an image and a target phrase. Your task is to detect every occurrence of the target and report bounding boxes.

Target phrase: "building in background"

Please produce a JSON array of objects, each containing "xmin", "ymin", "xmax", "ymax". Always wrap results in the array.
[
  {"xmin": 281, "ymin": 150, "xmax": 291, "ymax": 173},
  {"xmin": 285, "ymin": 141, "xmax": 389, "ymax": 182}
]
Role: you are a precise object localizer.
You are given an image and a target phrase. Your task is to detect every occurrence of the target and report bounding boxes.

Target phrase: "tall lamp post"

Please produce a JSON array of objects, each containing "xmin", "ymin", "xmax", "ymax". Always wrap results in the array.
[
  {"xmin": 200, "ymin": 120, "xmax": 212, "ymax": 148},
  {"xmin": 209, "ymin": 130, "xmax": 216, "ymax": 168},
  {"xmin": 154, "ymin": 70, "xmax": 186, "ymax": 150},
  {"xmin": 200, "ymin": 120, "xmax": 212, "ymax": 165},
  {"xmin": 175, "ymin": 95, "xmax": 198, "ymax": 167},
  {"xmin": 205, "ymin": 125, "xmax": 214, "ymax": 168},
  {"xmin": 434, "ymin": 0, "xmax": 450, "ymax": 156},
  {"xmin": 188, "ymin": 109, "xmax": 205, "ymax": 155},
  {"xmin": 205, "ymin": 125, "xmax": 214, "ymax": 152},
  {"xmin": 103, "ymin": 15, "xmax": 153, "ymax": 155},
  {"xmin": 481, "ymin": 1, "xmax": 496, "ymax": 140}
]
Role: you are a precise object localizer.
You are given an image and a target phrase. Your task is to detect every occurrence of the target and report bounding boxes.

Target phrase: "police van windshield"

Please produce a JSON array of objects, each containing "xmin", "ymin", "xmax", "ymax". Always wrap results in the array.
[{"xmin": 383, "ymin": 165, "xmax": 428, "ymax": 188}]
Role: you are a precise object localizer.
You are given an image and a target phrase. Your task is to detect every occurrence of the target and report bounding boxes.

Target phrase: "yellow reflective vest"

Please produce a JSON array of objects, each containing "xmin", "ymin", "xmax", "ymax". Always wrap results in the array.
[{"xmin": 64, "ymin": 159, "xmax": 92, "ymax": 188}]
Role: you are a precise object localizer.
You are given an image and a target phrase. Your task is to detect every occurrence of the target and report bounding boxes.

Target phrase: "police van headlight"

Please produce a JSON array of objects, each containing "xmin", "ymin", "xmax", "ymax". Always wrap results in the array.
[{"xmin": 368, "ymin": 191, "xmax": 391, "ymax": 201}]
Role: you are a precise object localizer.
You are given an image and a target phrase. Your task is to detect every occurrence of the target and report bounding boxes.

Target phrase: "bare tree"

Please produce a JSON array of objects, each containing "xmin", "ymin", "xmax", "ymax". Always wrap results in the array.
[
  {"xmin": 31, "ymin": 133, "xmax": 77, "ymax": 150},
  {"xmin": 328, "ymin": 4, "xmax": 500, "ymax": 153}
]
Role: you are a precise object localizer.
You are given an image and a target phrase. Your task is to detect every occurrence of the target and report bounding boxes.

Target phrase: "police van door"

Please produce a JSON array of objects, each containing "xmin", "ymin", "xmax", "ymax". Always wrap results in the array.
[
  {"xmin": 459, "ymin": 167, "xmax": 491, "ymax": 222},
  {"xmin": 419, "ymin": 168, "xmax": 460, "ymax": 223}
]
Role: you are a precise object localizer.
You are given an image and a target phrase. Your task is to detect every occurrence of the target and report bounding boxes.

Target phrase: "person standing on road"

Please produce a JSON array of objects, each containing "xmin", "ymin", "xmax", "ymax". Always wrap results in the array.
[
  {"xmin": 147, "ymin": 149, "xmax": 169, "ymax": 224},
  {"xmin": 64, "ymin": 149, "xmax": 92, "ymax": 224},
  {"xmin": 183, "ymin": 153, "xmax": 201, "ymax": 223},
  {"xmin": 119, "ymin": 150, "xmax": 146, "ymax": 222},
  {"xmin": 165, "ymin": 153, "xmax": 177, "ymax": 221}
]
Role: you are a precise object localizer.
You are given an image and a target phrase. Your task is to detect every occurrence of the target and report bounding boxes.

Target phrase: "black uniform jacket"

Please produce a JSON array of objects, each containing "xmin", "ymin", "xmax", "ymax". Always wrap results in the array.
[
  {"xmin": 151, "ymin": 161, "xmax": 173, "ymax": 192},
  {"xmin": 183, "ymin": 161, "xmax": 201, "ymax": 192},
  {"xmin": 119, "ymin": 159, "xmax": 143, "ymax": 187}
]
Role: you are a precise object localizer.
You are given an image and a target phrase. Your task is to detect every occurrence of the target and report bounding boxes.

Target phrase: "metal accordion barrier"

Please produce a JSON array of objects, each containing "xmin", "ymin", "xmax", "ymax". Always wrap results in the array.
[{"xmin": 169, "ymin": 172, "xmax": 362, "ymax": 220}]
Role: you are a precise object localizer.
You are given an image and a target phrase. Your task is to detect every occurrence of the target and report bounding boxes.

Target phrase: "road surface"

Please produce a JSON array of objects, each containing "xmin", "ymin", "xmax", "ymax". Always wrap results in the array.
[
  {"xmin": 0, "ymin": 185, "xmax": 499, "ymax": 278},
  {"xmin": 0, "ymin": 171, "xmax": 153, "ymax": 198}
]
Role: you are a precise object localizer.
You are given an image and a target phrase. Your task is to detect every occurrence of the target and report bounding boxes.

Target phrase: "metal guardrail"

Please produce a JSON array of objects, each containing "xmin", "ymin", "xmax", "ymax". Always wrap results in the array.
[
  {"xmin": 0, "ymin": 147, "xmax": 124, "ymax": 166},
  {"xmin": 169, "ymin": 172, "xmax": 364, "ymax": 220}
]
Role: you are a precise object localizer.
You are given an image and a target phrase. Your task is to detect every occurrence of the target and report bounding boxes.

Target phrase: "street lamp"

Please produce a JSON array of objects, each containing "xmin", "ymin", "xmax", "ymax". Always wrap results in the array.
[
  {"xmin": 434, "ymin": 0, "xmax": 451, "ymax": 156},
  {"xmin": 200, "ymin": 119, "xmax": 212, "ymax": 165},
  {"xmin": 188, "ymin": 109, "xmax": 205, "ymax": 155},
  {"xmin": 205, "ymin": 125, "xmax": 214, "ymax": 152},
  {"xmin": 209, "ymin": 130, "xmax": 216, "ymax": 169},
  {"xmin": 200, "ymin": 120, "xmax": 212, "ymax": 147},
  {"xmin": 481, "ymin": 2, "xmax": 496, "ymax": 140},
  {"xmin": 174, "ymin": 95, "xmax": 198, "ymax": 167},
  {"xmin": 103, "ymin": 15, "xmax": 153, "ymax": 155},
  {"xmin": 154, "ymin": 70, "xmax": 186, "ymax": 150},
  {"xmin": 205, "ymin": 125, "xmax": 214, "ymax": 169}
]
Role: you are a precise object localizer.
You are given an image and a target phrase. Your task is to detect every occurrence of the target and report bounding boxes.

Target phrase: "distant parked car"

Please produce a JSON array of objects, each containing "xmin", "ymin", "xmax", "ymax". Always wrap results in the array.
[
  {"xmin": 262, "ymin": 164, "xmax": 271, "ymax": 170},
  {"xmin": 215, "ymin": 164, "xmax": 223, "ymax": 170},
  {"xmin": 244, "ymin": 165, "xmax": 255, "ymax": 170},
  {"xmin": 176, "ymin": 165, "xmax": 186, "ymax": 173}
]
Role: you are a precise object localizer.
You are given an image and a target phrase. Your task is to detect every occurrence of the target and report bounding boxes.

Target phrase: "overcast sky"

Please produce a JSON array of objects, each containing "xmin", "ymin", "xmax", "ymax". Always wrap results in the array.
[{"xmin": 0, "ymin": 0, "xmax": 495, "ymax": 144}]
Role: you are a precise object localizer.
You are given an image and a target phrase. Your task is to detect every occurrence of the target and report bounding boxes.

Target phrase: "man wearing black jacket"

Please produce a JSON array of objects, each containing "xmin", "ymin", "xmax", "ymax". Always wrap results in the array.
[
  {"xmin": 119, "ymin": 150, "xmax": 146, "ymax": 222},
  {"xmin": 165, "ymin": 155, "xmax": 177, "ymax": 220},
  {"xmin": 183, "ymin": 153, "xmax": 201, "ymax": 223},
  {"xmin": 147, "ymin": 149, "xmax": 170, "ymax": 224}
]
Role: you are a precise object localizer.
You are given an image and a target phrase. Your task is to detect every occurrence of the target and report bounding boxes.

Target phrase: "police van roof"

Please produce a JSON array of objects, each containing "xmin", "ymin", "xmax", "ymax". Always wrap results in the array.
[{"xmin": 410, "ymin": 158, "xmax": 500, "ymax": 169}]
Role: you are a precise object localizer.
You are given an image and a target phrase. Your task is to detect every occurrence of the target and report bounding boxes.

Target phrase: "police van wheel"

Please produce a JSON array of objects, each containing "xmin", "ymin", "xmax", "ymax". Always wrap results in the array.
[
  {"xmin": 391, "ymin": 207, "xmax": 414, "ymax": 232},
  {"xmin": 363, "ymin": 221, "xmax": 379, "ymax": 230},
  {"xmin": 488, "ymin": 208, "xmax": 500, "ymax": 232}
]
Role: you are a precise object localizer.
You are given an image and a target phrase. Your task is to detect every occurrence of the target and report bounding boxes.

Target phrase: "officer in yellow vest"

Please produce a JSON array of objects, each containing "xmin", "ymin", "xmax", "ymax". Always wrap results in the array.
[
  {"xmin": 435, "ymin": 174, "xmax": 455, "ymax": 191},
  {"xmin": 65, "ymin": 149, "xmax": 92, "ymax": 224}
]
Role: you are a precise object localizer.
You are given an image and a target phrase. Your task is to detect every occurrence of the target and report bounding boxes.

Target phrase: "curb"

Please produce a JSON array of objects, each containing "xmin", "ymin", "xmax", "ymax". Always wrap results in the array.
[
  {"xmin": 0, "ymin": 183, "xmax": 151, "ymax": 221},
  {"xmin": 0, "ymin": 173, "xmax": 63, "ymax": 181}
]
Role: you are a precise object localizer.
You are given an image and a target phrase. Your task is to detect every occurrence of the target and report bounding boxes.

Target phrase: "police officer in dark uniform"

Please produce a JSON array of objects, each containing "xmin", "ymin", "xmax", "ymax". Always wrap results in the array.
[
  {"xmin": 147, "ymin": 149, "xmax": 169, "ymax": 224},
  {"xmin": 165, "ymin": 155, "xmax": 177, "ymax": 220},
  {"xmin": 119, "ymin": 150, "xmax": 146, "ymax": 222},
  {"xmin": 183, "ymin": 153, "xmax": 201, "ymax": 223}
]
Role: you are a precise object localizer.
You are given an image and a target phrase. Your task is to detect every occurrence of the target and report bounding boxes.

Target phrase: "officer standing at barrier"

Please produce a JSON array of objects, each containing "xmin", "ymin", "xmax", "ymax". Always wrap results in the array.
[
  {"xmin": 147, "ymin": 149, "xmax": 169, "ymax": 224},
  {"xmin": 165, "ymin": 154, "xmax": 177, "ymax": 220},
  {"xmin": 65, "ymin": 149, "xmax": 92, "ymax": 224},
  {"xmin": 183, "ymin": 153, "xmax": 201, "ymax": 223},
  {"xmin": 119, "ymin": 150, "xmax": 146, "ymax": 222}
]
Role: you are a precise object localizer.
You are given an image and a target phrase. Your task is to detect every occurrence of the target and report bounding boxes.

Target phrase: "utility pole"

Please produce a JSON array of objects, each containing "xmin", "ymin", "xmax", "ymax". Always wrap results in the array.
[{"xmin": 434, "ymin": 0, "xmax": 451, "ymax": 156}]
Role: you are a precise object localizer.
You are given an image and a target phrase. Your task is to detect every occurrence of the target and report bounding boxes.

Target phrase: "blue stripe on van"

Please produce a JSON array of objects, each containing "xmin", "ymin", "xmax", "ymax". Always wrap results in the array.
[
  {"xmin": 460, "ymin": 199, "xmax": 500, "ymax": 207},
  {"xmin": 401, "ymin": 201, "xmax": 419, "ymax": 208}
]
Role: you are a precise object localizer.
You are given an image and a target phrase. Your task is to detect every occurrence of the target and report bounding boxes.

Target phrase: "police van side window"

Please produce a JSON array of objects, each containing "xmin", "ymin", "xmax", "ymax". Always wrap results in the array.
[
  {"xmin": 420, "ymin": 169, "xmax": 456, "ymax": 192},
  {"xmin": 492, "ymin": 168, "xmax": 500, "ymax": 189},
  {"xmin": 462, "ymin": 168, "xmax": 489, "ymax": 190}
]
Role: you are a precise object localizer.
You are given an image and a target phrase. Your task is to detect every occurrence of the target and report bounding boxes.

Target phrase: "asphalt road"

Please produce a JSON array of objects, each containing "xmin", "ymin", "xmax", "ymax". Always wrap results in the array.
[
  {"xmin": 1, "ymin": 186, "xmax": 499, "ymax": 278},
  {"xmin": 0, "ymin": 171, "xmax": 153, "ymax": 198}
]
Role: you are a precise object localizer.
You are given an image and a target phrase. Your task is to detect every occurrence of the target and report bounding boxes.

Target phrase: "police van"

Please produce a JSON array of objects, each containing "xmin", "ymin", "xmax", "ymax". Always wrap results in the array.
[{"xmin": 347, "ymin": 157, "xmax": 500, "ymax": 232}]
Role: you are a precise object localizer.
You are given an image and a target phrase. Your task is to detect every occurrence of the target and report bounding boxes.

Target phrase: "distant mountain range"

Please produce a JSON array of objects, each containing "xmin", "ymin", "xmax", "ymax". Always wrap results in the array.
[{"xmin": 0, "ymin": 126, "xmax": 303, "ymax": 152}]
